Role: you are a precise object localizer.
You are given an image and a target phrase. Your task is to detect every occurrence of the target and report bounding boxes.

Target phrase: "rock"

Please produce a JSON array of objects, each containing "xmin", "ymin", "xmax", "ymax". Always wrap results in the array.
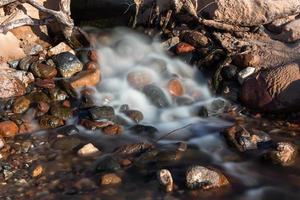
[
  {"xmin": 271, "ymin": 18, "xmax": 300, "ymax": 43},
  {"xmin": 37, "ymin": 101, "xmax": 50, "ymax": 114},
  {"xmin": 123, "ymin": 110, "xmax": 144, "ymax": 123},
  {"xmin": 47, "ymin": 42, "xmax": 74, "ymax": 57},
  {"xmin": 143, "ymin": 84, "xmax": 170, "ymax": 108},
  {"xmin": 119, "ymin": 159, "xmax": 132, "ymax": 167},
  {"xmin": 127, "ymin": 69, "xmax": 153, "ymax": 89},
  {"xmin": 77, "ymin": 143, "xmax": 101, "ymax": 157},
  {"xmin": 113, "ymin": 143, "xmax": 153, "ymax": 156},
  {"xmin": 223, "ymin": 126, "xmax": 272, "ymax": 152},
  {"xmin": 85, "ymin": 61, "xmax": 99, "ymax": 70},
  {"xmin": 18, "ymin": 56, "xmax": 38, "ymax": 71},
  {"xmin": 175, "ymin": 96, "xmax": 194, "ymax": 106},
  {"xmin": 0, "ymin": 137, "xmax": 5, "ymax": 149},
  {"xmin": 28, "ymin": 91, "xmax": 50, "ymax": 103},
  {"xmin": 53, "ymin": 52, "xmax": 83, "ymax": 78},
  {"xmin": 79, "ymin": 119, "xmax": 113, "ymax": 130},
  {"xmin": 186, "ymin": 166, "xmax": 229, "ymax": 190},
  {"xmin": 0, "ymin": 121, "xmax": 19, "ymax": 137},
  {"xmin": 39, "ymin": 115, "xmax": 64, "ymax": 129},
  {"xmin": 31, "ymin": 165, "xmax": 44, "ymax": 177},
  {"xmin": 181, "ymin": 31, "xmax": 209, "ymax": 48},
  {"xmin": 264, "ymin": 142, "xmax": 298, "ymax": 166},
  {"xmin": 70, "ymin": 69, "xmax": 101, "ymax": 89},
  {"xmin": 237, "ymin": 67, "xmax": 256, "ymax": 84},
  {"xmin": 49, "ymin": 88, "xmax": 68, "ymax": 101},
  {"xmin": 8, "ymin": 60, "xmax": 19, "ymax": 69},
  {"xmin": 88, "ymin": 106, "xmax": 115, "ymax": 120},
  {"xmin": 102, "ymin": 125, "xmax": 124, "ymax": 136},
  {"xmin": 129, "ymin": 124, "xmax": 158, "ymax": 138},
  {"xmin": 57, "ymin": 125, "xmax": 79, "ymax": 136},
  {"xmin": 95, "ymin": 156, "xmax": 121, "ymax": 172},
  {"xmin": 100, "ymin": 173, "xmax": 122, "ymax": 185},
  {"xmin": 30, "ymin": 63, "xmax": 57, "ymax": 79},
  {"xmin": 52, "ymin": 136, "xmax": 81, "ymax": 151},
  {"xmin": 174, "ymin": 42, "xmax": 195, "ymax": 54},
  {"xmin": 157, "ymin": 169, "xmax": 173, "ymax": 192},
  {"xmin": 0, "ymin": 68, "xmax": 34, "ymax": 98},
  {"xmin": 0, "ymin": 32, "xmax": 26, "ymax": 62},
  {"xmin": 35, "ymin": 79, "xmax": 55, "ymax": 89},
  {"xmin": 19, "ymin": 122, "xmax": 37, "ymax": 134},
  {"xmin": 221, "ymin": 65, "xmax": 238, "ymax": 80},
  {"xmin": 50, "ymin": 105, "xmax": 72, "ymax": 120},
  {"xmin": 12, "ymin": 97, "xmax": 31, "ymax": 114},
  {"xmin": 167, "ymin": 78, "xmax": 184, "ymax": 97},
  {"xmin": 241, "ymin": 62, "xmax": 300, "ymax": 112},
  {"xmin": 88, "ymin": 50, "xmax": 99, "ymax": 62}
]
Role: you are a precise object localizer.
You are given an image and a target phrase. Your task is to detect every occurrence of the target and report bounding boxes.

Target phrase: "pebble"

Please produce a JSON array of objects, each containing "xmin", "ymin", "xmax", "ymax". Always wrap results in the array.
[
  {"xmin": 127, "ymin": 69, "xmax": 153, "ymax": 89},
  {"xmin": 57, "ymin": 125, "xmax": 79, "ymax": 136},
  {"xmin": 12, "ymin": 96, "xmax": 31, "ymax": 114},
  {"xmin": 49, "ymin": 88, "xmax": 68, "ymax": 101},
  {"xmin": 95, "ymin": 156, "xmax": 121, "ymax": 172},
  {"xmin": 0, "ymin": 121, "xmax": 19, "ymax": 137},
  {"xmin": 70, "ymin": 69, "xmax": 101, "ymax": 89},
  {"xmin": 30, "ymin": 63, "xmax": 57, "ymax": 79},
  {"xmin": 88, "ymin": 50, "xmax": 99, "ymax": 62},
  {"xmin": 35, "ymin": 79, "xmax": 55, "ymax": 89},
  {"xmin": 157, "ymin": 169, "xmax": 173, "ymax": 192},
  {"xmin": 50, "ymin": 105, "xmax": 72, "ymax": 120},
  {"xmin": 113, "ymin": 143, "xmax": 153, "ymax": 156},
  {"xmin": 52, "ymin": 136, "xmax": 81, "ymax": 151},
  {"xmin": 37, "ymin": 101, "xmax": 50, "ymax": 113},
  {"xmin": 123, "ymin": 110, "xmax": 144, "ymax": 123},
  {"xmin": 143, "ymin": 84, "xmax": 170, "ymax": 108},
  {"xmin": 18, "ymin": 56, "xmax": 38, "ymax": 71},
  {"xmin": 53, "ymin": 52, "xmax": 83, "ymax": 78},
  {"xmin": 129, "ymin": 124, "xmax": 158, "ymax": 138},
  {"xmin": 88, "ymin": 106, "xmax": 115, "ymax": 120},
  {"xmin": 77, "ymin": 143, "xmax": 101, "ymax": 157},
  {"xmin": 47, "ymin": 42, "xmax": 74, "ymax": 57},
  {"xmin": 265, "ymin": 142, "xmax": 298, "ymax": 166},
  {"xmin": 100, "ymin": 173, "xmax": 122, "ymax": 185},
  {"xmin": 181, "ymin": 31, "xmax": 209, "ymax": 48},
  {"xmin": 167, "ymin": 78, "xmax": 184, "ymax": 97},
  {"xmin": 31, "ymin": 165, "xmax": 44, "ymax": 177},
  {"xmin": 79, "ymin": 119, "xmax": 113, "ymax": 130},
  {"xmin": 38, "ymin": 115, "xmax": 64, "ymax": 129},
  {"xmin": 174, "ymin": 42, "xmax": 195, "ymax": 54},
  {"xmin": 102, "ymin": 125, "xmax": 124, "ymax": 136},
  {"xmin": 237, "ymin": 67, "xmax": 256, "ymax": 84},
  {"xmin": 186, "ymin": 166, "xmax": 229, "ymax": 190}
]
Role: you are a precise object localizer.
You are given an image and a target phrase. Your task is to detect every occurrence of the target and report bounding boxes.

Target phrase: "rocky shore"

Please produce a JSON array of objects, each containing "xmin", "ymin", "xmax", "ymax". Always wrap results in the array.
[{"xmin": 0, "ymin": 0, "xmax": 300, "ymax": 199}]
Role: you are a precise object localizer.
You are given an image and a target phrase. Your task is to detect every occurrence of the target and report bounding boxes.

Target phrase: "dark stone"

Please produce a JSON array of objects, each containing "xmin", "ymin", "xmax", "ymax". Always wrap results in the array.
[
  {"xmin": 221, "ymin": 65, "xmax": 238, "ymax": 80},
  {"xmin": 53, "ymin": 52, "xmax": 83, "ymax": 78},
  {"xmin": 57, "ymin": 125, "xmax": 79, "ymax": 136},
  {"xmin": 142, "ymin": 84, "xmax": 170, "ymax": 108},
  {"xmin": 88, "ymin": 106, "xmax": 115, "ymax": 120},
  {"xmin": 129, "ymin": 124, "xmax": 158, "ymax": 138},
  {"xmin": 95, "ymin": 156, "xmax": 121, "ymax": 172}
]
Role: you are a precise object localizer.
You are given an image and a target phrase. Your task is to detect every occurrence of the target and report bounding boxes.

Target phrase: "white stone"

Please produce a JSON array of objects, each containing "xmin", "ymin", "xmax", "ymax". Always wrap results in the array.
[
  {"xmin": 238, "ymin": 67, "xmax": 256, "ymax": 84},
  {"xmin": 77, "ymin": 143, "xmax": 100, "ymax": 157}
]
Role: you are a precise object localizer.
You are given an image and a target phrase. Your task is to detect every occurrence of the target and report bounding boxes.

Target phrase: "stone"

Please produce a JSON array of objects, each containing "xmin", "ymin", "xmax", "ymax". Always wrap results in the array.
[
  {"xmin": 174, "ymin": 42, "xmax": 195, "ymax": 54},
  {"xmin": 186, "ymin": 166, "xmax": 229, "ymax": 190},
  {"xmin": 52, "ymin": 136, "xmax": 81, "ymax": 151},
  {"xmin": 50, "ymin": 105, "xmax": 72, "ymax": 120},
  {"xmin": 12, "ymin": 96, "xmax": 31, "ymax": 114},
  {"xmin": 0, "ymin": 137, "xmax": 5, "ymax": 149},
  {"xmin": 49, "ymin": 88, "xmax": 68, "ymax": 101},
  {"xmin": 77, "ymin": 143, "xmax": 101, "ymax": 157},
  {"xmin": 47, "ymin": 42, "xmax": 74, "ymax": 57},
  {"xmin": 102, "ymin": 125, "xmax": 124, "ymax": 136},
  {"xmin": 221, "ymin": 65, "xmax": 238, "ymax": 80},
  {"xmin": 100, "ymin": 173, "xmax": 122, "ymax": 185},
  {"xmin": 0, "ymin": 121, "xmax": 19, "ymax": 137},
  {"xmin": 129, "ymin": 124, "xmax": 158, "ymax": 138},
  {"xmin": 143, "ymin": 84, "xmax": 170, "ymax": 108},
  {"xmin": 31, "ymin": 165, "xmax": 44, "ymax": 177},
  {"xmin": 123, "ymin": 110, "xmax": 144, "ymax": 123},
  {"xmin": 35, "ymin": 79, "xmax": 55, "ymax": 89},
  {"xmin": 38, "ymin": 115, "xmax": 64, "ymax": 129},
  {"xmin": 88, "ymin": 106, "xmax": 115, "ymax": 120},
  {"xmin": 264, "ymin": 142, "xmax": 298, "ymax": 166},
  {"xmin": 127, "ymin": 69, "xmax": 153, "ymax": 89},
  {"xmin": 30, "ymin": 62, "xmax": 57, "ymax": 79},
  {"xmin": 238, "ymin": 67, "xmax": 256, "ymax": 84},
  {"xmin": 70, "ymin": 69, "xmax": 101, "ymax": 89},
  {"xmin": 79, "ymin": 119, "xmax": 113, "ymax": 130},
  {"xmin": 167, "ymin": 78, "xmax": 184, "ymax": 97},
  {"xmin": 53, "ymin": 52, "xmax": 83, "ymax": 78},
  {"xmin": 37, "ymin": 101, "xmax": 50, "ymax": 114},
  {"xmin": 181, "ymin": 31, "xmax": 209, "ymax": 48},
  {"xmin": 18, "ymin": 56, "xmax": 38, "ymax": 71},
  {"xmin": 113, "ymin": 143, "xmax": 153, "ymax": 156},
  {"xmin": 88, "ymin": 50, "xmax": 99, "ymax": 62},
  {"xmin": 57, "ymin": 125, "xmax": 79, "ymax": 136},
  {"xmin": 157, "ymin": 169, "xmax": 173, "ymax": 192},
  {"xmin": 95, "ymin": 156, "xmax": 121, "ymax": 172},
  {"xmin": 0, "ymin": 68, "xmax": 34, "ymax": 98}
]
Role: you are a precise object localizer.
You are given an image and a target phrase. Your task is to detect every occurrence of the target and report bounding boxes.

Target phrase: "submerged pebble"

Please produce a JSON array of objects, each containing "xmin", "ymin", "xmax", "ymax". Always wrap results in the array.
[
  {"xmin": 53, "ymin": 52, "xmax": 83, "ymax": 78},
  {"xmin": 157, "ymin": 169, "xmax": 173, "ymax": 192}
]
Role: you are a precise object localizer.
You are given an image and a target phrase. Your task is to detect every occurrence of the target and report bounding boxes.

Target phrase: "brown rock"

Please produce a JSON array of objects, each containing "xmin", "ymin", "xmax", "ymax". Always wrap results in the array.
[
  {"xmin": 85, "ymin": 61, "xmax": 99, "ymax": 70},
  {"xmin": 0, "ymin": 121, "xmax": 19, "ymax": 137},
  {"xmin": 31, "ymin": 63, "xmax": 57, "ymax": 79},
  {"xmin": 181, "ymin": 31, "xmax": 209, "ymax": 48},
  {"xmin": 174, "ymin": 42, "xmax": 195, "ymax": 54},
  {"xmin": 167, "ymin": 78, "xmax": 184, "ymax": 97},
  {"xmin": 0, "ymin": 69, "xmax": 34, "ymax": 98},
  {"xmin": 70, "ymin": 69, "xmax": 101, "ymax": 89},
  {"xmin": 79, "ymin": 119, "xmax": 113, "ymax": 130},
  {"xmin": 241, "ymin": 62, "xmax": 300, "ymax": 112},
  {"xmin": 88, "ymin": 50, "xmax": 99, "ymax": 62},
  {"xmin": 37, "ymin": 101, "xmax": 50, "ymax": 113},
  {"xmin": 265, "ymin": 142, "xmax": 298, "ymax": 166},
  {"xmin": 31, "ymin": 165, "xmax": 44, "ymax": 177},
  {"xmin": 103, "ymin": 125, "xmax": 124, "ymax": 136},
  {"xmin": 127, "ymin": 69, "xmax": 153, "ymax": 89},
  {"xmin": 47, "ymin": 42, "xmax": 74, "ymax": 57},
  {"xmin": 119, "ymin": 159, "xmax": 132, "ymax": 167},
  {"xmin": 19, "ymin": 122, "xmax": 37, "ymax": 134},
  {"xmin": 100, "ymin": 173, "xmax": 122, "ymax": 185},
  {"xmin": 12, "ymin": 96, "xmax": 31, "ymax": 114},
  {"xmin": 35, "ymin": 79, "xmax": 55, "ymax": 89}
]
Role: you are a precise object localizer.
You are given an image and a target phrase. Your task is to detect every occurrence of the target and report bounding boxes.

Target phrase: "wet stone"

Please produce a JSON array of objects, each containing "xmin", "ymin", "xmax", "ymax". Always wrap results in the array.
[
  {"xmin": 77, "ymin": 143, "xmax": 101, "ymax": 157},
  {"xmin": 186, "ymin": 166, "xmax": 229, "ymax": 190},
  {"xmin": 100, "ymin": 173, "xmax": 122, "ymax": 186},
  {"xmin": 157, "ymin": 169, "xmax": 173, "ymax": 192},
  {"xmin": 12, "ymin": 96, "xmax": 31, "ymax": 114},
  {"xmin": 95, "ymin": 156, "xmax": 121, "ymax": 173},
  {"xmin": 18, "ymin": 56, "xmax": 38, "ymax": 71},
  {"xmin": 174, "ymin": 42, "xmax": 195, "ymax": 54},
  {"xmin": 70, "ymin": 69, "xmax": 101, "ymax": 89},
  {"xmin": 197, "ymin": 106, "xmax": 208, "ymax": 118},
  {"xmin": 30, "ymin": 63, "xmax": 57, "ymax": 79},
  {"xmin": 50, "ymin": 105, "xmax": 72, "ymax": 120},
  {"xmin": 102, "ymin": 125, "xmax": 124, "ymax": 136},
  {"xmin": 129, "ymin": 124, "xmax": 158, "ymax": 138},
  {"xmin": 52, "ymin": 136, "xmax": 81, "ymax": 151},
  {"xmin": 143, "ymin": 84, "xmax": 170, "ymax": 108},
  {"xmin": 127, "ymin": 69, "xmax": 153, "ymax": 89},
  {"xmin": 264, "ymin": 142, "xmax": 298, "ymax": 166},
  {"xmin": 123, "ymin": 110, "xmax": 144, "ymax": 123},
  {"xmin": 88, "ymin": 106, "xmax": 115, "ymax": 120},
  {"xmin": 37, "ymin": 101, "xmax": 50, "ymax": 114},
  {"xmin": 88, "ymin": 50, "xmax": 99, "ymax": 62},
  {"xmin": 181, "ymin": 31, "xmax": 209, "ymax": 48},
  {"xmin": 113, "ymin": 143, "xmax": 153, "ymax": 156},
  {"xmin": 175, "ymin": 96, "xmax": 194, "ymax": 106},
  {"xmin": 79, "ymin": 119, "xmax": 113, "ymax": 130},
  {"xmin": 221, "ymin": 65, "xmax": 238, "ymax": 80},
  {"xmin": 49, "ymin": 88, "xmax": 68, "ymax": 101},
  {"xmin": 39, "ymin": 115, "xmax": 64, "ymax": 129},
  {"xmin": 57, "ymin": 125, "xmax": 79, "ymax": 136},
  {"xmin": 53, "ymin": 52, "xmax": 83, "ymax": 78},
  {"xmin": 35, "ymin": 79, "xmax": 55, "ymax": 89},
  {"xmin": 167, "ymin": 78, "xmax": 184, "ymax": 97},
  {"xmin": 31, "ymin": 164, "xmax": 44, "ymax": 177},
  {"xmin": 28, "ymin": 92, "xmax": 50, "ymax": 104},
  {"xmin": 0, "ymin": 121, "xmax": 19, "ymax": 138}
]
